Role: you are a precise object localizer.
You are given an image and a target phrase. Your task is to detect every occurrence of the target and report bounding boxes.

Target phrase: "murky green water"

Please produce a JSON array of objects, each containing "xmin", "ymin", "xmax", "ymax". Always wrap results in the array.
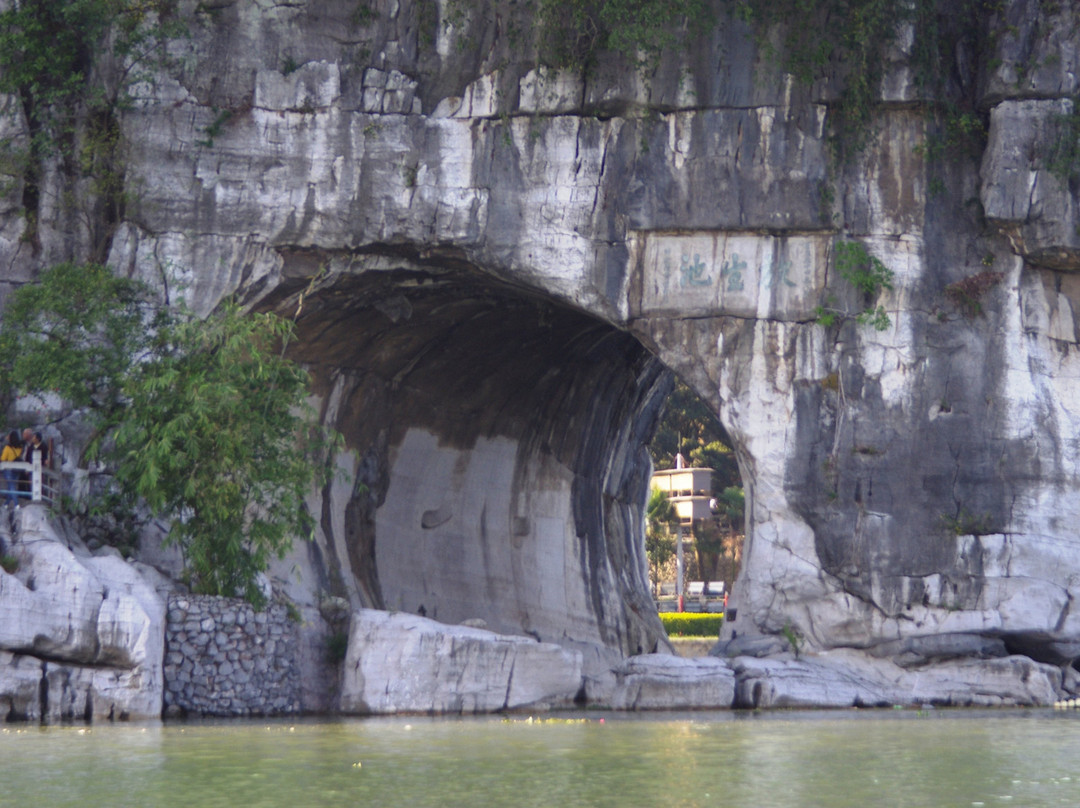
[{"xmin": 2, "ymin": 710, "xmax": 1079, "ymax": 807}]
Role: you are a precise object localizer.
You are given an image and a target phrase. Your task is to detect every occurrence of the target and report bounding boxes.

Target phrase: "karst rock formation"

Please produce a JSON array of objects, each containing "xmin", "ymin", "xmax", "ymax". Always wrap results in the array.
[{"xmin": 2, "ymin": 0, "xmax": 1080, "ymax": 712}]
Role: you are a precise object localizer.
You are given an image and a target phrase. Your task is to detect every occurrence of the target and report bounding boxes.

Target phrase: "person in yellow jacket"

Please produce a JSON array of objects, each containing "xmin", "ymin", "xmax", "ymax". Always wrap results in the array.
[{"xmin": 1, "ymin": 431, "xmax": 22, "ymax": 507}]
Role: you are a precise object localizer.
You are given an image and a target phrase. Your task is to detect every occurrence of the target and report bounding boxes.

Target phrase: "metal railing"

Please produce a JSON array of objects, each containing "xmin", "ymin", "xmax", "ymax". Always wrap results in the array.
[{"xmin": 0, "ymin": 456, "xmax": 60, "ymax": 506}]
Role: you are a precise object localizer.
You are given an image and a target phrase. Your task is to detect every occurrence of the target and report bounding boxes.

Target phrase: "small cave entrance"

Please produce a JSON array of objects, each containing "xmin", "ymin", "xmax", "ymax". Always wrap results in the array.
[
  {"xmin": 645, "ymin": 380, "xmax": 745, "ymax": 629},
  {"xmin": 261, "ymin": 249, "xmax": 681, "ymax": 655}
]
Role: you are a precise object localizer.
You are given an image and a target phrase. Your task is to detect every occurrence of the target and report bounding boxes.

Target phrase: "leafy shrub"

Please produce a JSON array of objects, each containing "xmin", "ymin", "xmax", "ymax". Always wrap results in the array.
[
  {"xmin": 835, "ymin": 240, "xmax": 894, "ymax": 298},
  {"xmin": 1047, "ymin": 98, "xmax": 1080, "ymax": 184},
  {"xmin": 326, "ymin": 630, "xmax": 350, "ymax": 663},
  {"xmin": 816, "ymin": 239, "xmax": 895, "ymax": 331},
  {"xmin": 659, "ymin": 612, "xmax": 722, "ymax": 637},
  {"xmin": 0, "ymin": 553, "xmax": 18, "ymax": 574},
  {"xmin": 285, "ymin": 601, "xmax": 303, "ymax": 624}
]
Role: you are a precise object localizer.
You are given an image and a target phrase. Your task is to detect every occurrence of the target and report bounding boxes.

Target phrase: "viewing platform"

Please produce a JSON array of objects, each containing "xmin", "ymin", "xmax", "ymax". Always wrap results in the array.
[{"xmin": 0, "ymin": 455, "xmax": 61, "ymax": 507}]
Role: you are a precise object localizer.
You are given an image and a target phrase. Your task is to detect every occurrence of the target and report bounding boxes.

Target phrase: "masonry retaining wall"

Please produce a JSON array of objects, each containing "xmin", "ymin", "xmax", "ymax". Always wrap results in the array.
[{"xmin": 163, "ymin": 595, "xmax": 302, "ymax": 717}]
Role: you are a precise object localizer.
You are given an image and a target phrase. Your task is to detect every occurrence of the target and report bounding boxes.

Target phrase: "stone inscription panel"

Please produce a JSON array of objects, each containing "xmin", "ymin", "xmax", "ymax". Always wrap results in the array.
[{"xmin": 631, "ymin": 231, "xmax": 829, "ymax": 320}]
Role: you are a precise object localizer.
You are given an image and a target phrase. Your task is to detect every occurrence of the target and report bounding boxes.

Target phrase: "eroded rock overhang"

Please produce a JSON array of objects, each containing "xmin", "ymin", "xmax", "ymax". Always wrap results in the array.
[{"xmin": 257, "ymin": 248, "xmax": 673, "ymax": 658}]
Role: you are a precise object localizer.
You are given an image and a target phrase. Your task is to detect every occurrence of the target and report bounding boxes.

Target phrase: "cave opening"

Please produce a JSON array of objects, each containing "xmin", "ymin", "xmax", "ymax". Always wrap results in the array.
[{"xmin": 262, "ymin": 250, "xmax": 697, "ymax": 656}]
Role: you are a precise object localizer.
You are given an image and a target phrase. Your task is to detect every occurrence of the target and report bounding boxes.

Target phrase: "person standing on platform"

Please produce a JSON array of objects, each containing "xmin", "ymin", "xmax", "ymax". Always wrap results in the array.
[
  {"xmin": 2, "ymin": 431, "xmax": 22, "ymax": 507},
  {"xmin": 26, "ymin": 432, "xmax": 48, "ymax": 468},
  {"xmin": 23, "ymin": 432, "xmax": 50, "ymax": 503},
  {"xmin": 17, "ymin": 427, "xmax": 32, "ymax": 496}
]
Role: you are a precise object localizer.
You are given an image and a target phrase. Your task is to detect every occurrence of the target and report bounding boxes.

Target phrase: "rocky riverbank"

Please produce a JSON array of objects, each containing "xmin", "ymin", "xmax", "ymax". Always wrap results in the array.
[
  {"xmin": 1, "ymin": 506, "xmax": 1066, "ymax": 721},
  {"xmin": 0, "ymin": 506, "xmax": 164, "ymax": 721},
  {"xmin": 0, "ymin": 507, "xmax": 737, "ymax": 719}
]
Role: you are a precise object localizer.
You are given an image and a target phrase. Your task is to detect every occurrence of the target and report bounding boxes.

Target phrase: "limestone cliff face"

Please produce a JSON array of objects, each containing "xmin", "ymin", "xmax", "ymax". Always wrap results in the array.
[{"xmin": 3, "ymin": 0, "xmax": 1080, "ymax": 703}]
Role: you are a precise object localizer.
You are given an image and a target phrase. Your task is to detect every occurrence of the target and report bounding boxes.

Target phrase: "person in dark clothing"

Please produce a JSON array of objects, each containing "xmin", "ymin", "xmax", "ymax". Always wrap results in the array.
[
  {"xmin": 21, "ymin": 432, "xmax": 51, "ymax": 502},
  {"xmin": 17, "ymin": 427, "xmax": 32, "ymax": 496},
  {"xmin": 26, "ymin": 432, "xmax": 49, "ymax": 468}
]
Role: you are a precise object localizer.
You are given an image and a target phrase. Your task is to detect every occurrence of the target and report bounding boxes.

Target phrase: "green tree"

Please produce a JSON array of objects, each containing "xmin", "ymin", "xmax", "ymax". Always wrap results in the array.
[
  {"xmin": 0, "ymin": 262, "xmax": 338, "ymax": 607},
  {"xmin": 690, "ymin": 516, "xmax": 723, "ymax": 594},
  {"xmin": 113, "ymin": 302, "xmax": 336, "ymax": 605},
  {"xmin": 714, "ymin": 485, "xmax": 744, "ymax": 531},
  {"xmin": 650, "ymin": 380, "xmax": 720, "ymax": 466},
  {"xmin": 649, "ymin": 379, "xmax": 740, "ymax": 494},
  {"xmin": 645, "ymin": 486, "xmax": 677, "ymax": 597},
  {"xmin": 0, "ymin": 262, "xmax": 155, "ymax": 427},
  {"xmin": 688, "ymin": 485, "xmax": 744, "ymax": 595},
  {"xmin": 688, "ymin": 439, "xmax": 740, "ymax": 497}
]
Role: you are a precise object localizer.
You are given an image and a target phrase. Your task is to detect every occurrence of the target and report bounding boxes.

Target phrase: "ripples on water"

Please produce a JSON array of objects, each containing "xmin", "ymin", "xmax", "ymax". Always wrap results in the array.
[{"xmin": 2, "ymin": 709, "xmax": 1080, "ymax": 807}]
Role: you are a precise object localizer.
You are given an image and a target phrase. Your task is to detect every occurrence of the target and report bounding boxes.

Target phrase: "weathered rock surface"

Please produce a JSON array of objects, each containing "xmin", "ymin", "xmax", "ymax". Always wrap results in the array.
[
  {"xmin": 2, "ymin": 0, "xmax": 1080, "ymax": 709},
  {"xmin": 729, "ymin": 651, "xmax": 1061, "ymax": 709},
  {"xmin": 339, "ymin": 609, "xmax": 584, "ymax": 714},
  {"xmin": 609, "ymin": 654, "xmax": 736, "ymax": 711},
  {"xmin": 0, "ymin": 506, "xmax": 164, "ymax": 721}
]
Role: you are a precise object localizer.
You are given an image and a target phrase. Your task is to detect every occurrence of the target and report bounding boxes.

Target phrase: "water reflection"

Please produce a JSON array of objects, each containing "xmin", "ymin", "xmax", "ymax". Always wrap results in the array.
[{"xmin": 3, "ymin": 711, "xmax": 1080, "ymax": 807}]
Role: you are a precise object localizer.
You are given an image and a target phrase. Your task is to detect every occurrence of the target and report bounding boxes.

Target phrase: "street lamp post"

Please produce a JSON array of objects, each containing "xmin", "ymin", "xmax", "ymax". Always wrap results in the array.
[{"xmin": 676, "ymin": 523, "xmax": 684, "ymax": 612}]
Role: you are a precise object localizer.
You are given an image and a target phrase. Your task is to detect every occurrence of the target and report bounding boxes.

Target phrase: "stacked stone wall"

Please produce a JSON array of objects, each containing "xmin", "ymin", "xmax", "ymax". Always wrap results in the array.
[{"xmin": 163, "ymin": 595, "xmax": 302, "ymax": 717}]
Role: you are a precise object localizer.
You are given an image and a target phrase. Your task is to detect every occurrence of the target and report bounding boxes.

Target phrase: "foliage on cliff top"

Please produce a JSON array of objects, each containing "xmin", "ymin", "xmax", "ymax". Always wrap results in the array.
[
  {"xmin": 734, "ymin": 0, "xmax": 995, "ymax": 160},
  {"xmin": 534, "ymin": 0, "xmax": 710, "ymax": 70},
  {"xmin": 0, "ymin": 0, "xmax": 181, "ymax": 130},
  {"xmin": 0, "ymin": 0, "xmax": 115, "ymax": 130},
  {"xmin": 734, "ymin": 0, "xmax": 897, "ymax": 156},
  {"xmin": 526, "ymin": 0, "xmax": 996, "ymax": 163},
  {"xmin": 0, "ymin": 262, "xmax": 339, "ymax": 607}
]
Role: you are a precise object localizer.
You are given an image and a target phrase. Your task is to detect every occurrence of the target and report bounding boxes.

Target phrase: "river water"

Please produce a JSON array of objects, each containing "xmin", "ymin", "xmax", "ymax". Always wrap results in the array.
[{"xmin": 2, "ymin": 710, "xmax": 1078, "ymax": 807}]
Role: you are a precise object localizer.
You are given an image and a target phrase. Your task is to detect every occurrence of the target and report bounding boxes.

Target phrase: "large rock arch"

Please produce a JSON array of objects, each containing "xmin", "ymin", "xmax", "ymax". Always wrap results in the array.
[{"xmin": 258, "ymin": 251, "xmax": 674, "ymax": 659}]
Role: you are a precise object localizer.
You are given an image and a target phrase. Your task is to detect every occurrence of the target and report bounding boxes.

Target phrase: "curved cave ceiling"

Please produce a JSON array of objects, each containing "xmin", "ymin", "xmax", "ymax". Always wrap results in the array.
[{"xmin": 257, "ymin": 249, "xmax": 675, "ymax": 655}]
